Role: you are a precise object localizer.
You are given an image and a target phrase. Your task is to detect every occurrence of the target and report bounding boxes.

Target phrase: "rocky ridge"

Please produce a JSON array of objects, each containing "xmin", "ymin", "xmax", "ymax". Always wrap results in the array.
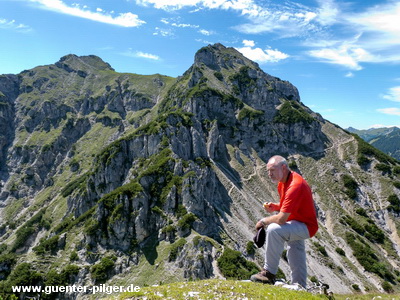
[{"xmin": 0, "ymin": 44, "xmax": 399, "ymax": 298}]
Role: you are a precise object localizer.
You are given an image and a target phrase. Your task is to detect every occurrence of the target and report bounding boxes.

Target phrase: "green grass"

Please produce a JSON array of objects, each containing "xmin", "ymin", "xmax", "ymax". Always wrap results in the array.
[
  {"xmin": 238, "ymin": 105, "xmax": 264, "ymax": 121},
  {"xmin": 274, "ymin": 100, "xmax": 314, "ymax": 124},
  {"xmin": 335, "ymin": 294, "xmax": 400, "ymax": 300},
  {"xmin": 114, "ymin": 279, "xmax": 400, "ymax": 300},
  {"xmin": 116, "ymin": 279, "xmax": 326, "ymax": 300}
]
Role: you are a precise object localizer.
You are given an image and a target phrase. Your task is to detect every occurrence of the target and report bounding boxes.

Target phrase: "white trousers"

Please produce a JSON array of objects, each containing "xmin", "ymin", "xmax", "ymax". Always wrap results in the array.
[{"xmin": 264, "ymin": 220, "xmax": 310, "ymax": 288}]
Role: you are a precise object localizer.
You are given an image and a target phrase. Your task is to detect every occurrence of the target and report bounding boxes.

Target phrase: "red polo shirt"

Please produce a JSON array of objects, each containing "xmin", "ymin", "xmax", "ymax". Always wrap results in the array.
[{"xmin": 274, "ymin": 171, "xmax": 318, "ymax": 237}]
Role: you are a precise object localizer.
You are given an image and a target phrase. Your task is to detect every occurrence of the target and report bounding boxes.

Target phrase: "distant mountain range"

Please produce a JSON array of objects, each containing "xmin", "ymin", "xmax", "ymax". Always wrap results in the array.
[{"xmin": 347, "ymin": 127, "xmax": 400, "ymax": 161}]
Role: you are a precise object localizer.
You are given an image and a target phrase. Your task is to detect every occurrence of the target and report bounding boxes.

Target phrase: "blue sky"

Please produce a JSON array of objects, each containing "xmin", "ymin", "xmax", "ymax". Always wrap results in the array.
[{"xmin": 1, "ymin": 0, "xmax": 399, "ymax": 129}]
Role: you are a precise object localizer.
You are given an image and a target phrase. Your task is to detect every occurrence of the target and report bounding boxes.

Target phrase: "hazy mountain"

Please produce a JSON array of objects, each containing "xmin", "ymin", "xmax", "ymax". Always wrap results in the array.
[
  {"xmin": 0, "ymin": 44, "xmax": 399, "ymax": 299},
  {"xmin": 347, "ymin": 127, "xmax": 400, "ymax": 161}
]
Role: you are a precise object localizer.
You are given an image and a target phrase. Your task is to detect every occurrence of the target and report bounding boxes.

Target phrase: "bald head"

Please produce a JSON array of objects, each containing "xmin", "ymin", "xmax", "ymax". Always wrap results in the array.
[
  {"xmin": 266, "ymin": 155, "xmax": 291, "ymax": 184},
  {"xmin": 267, "ymin": 155, "xmax": 288, "ymax": 168}
]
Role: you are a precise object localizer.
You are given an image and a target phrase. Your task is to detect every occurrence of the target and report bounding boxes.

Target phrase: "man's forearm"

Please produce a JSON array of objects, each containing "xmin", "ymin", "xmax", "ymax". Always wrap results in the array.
[
  {"xmin": 259, "ymin": 212, "xmax": 290, "ymax": 227},
  {"xmin": 260, "ymin": 215, "xmax": 281, "ymax": 226}
]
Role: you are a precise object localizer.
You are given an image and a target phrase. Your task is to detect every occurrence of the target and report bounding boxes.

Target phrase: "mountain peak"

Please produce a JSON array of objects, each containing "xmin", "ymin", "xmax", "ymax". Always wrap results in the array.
[
  {"xmin": 56, "ymin": 54, "xmax": 115, "ymax": 73},
  {"xmin": 194, "ymin": 43, "xmax": 259, "ymax": 71}
]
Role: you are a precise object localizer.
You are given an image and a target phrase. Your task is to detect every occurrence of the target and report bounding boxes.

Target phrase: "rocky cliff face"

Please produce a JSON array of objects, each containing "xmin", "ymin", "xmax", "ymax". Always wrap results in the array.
[{"xmin": 0, "ymin": 44, "xmax": 399, "ymax": 297}]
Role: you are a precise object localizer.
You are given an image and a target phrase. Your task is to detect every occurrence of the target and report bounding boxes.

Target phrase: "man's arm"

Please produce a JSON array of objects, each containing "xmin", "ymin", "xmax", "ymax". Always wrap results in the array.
[{"xmin": 256, "ymin": 212, "xmax": 290, "ymax": 230}]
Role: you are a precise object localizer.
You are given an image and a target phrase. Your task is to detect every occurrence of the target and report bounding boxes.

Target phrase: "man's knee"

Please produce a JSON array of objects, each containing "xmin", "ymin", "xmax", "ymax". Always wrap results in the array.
[{"xmin": 266, "ymin": 222, "xmax": 282, "ymax": 234}]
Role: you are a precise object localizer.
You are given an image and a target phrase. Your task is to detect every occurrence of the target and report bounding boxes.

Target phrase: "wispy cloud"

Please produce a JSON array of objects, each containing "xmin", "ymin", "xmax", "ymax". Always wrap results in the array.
[
  {"xmin": 308, "ymin": 42, "xmax": 373, "ymax": 71},
  {"xmin": 135, "ymin": 0, "xmax": 324, "ymax": 42},
  {"xmin": 381, "ymin": 86, "xmax": 400, "ymax": 102},
  {"xmin": 377, "ymin": 108, "xmax": 400, "ymax": 116},
  {"xmin": 121, "ymin": 49, "xmax": 161, "ymax": 60},
  {"xmin": 377, "ymin": 86, "xmax": 400, "ymax": 117},
  {"xmin": 29, "ymin": 0, "xmax": 145, "ymax": 27},
  {"xmin": 307, "ymin": 1, "xmax": 400, "ymax": 70},
  {"xmin": 234, "ymin": 12, "xmax": 318, "ymax": 37},
  {"xmin": 172, "ymin": 22, "xmax": 198, "ymax": 28},
  {"xmin": 236, "ymin": 40, "xmax": 289, "ymax": 63},
  {"xmin": 345, "ymin": 2, "xmax": 400, "ymax": 44},
  {"xmin": 136, "ymin": 0, "xmax": 262, "ymax": 15},
  {"xmin": 195, "ymin": 38, "xmax": 214, "ymax": 45},
  {"xmin": 136, "ymin": 51, "xmax": 160, "ymax": 60},
  {"xmin": 137, "ymin": 0, "xmax": 400, "ymax": 70},
  {"xmin": 0, "ymin": 18, "xmax": 32, "ymax": 33},
  {"xmin": 160, "ymin": 18, "xmax": 199, "ymax": 28},
  {"xmin": 153, "ymin": 27, "xmax": 174, "ymax": 37},
  {"xmin": 157, "ymin": 17, "xmax": 203, "ymax": 37},
  {"xmin": 198, "ymin": 29, "xmax": 214, "ymax": 36}
]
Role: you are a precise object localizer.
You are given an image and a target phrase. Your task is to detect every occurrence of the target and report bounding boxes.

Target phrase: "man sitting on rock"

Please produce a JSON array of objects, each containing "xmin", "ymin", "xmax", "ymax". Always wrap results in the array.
[{"xmin": 250, "ymin": 155, "xmax": 318, "ymax": 288}]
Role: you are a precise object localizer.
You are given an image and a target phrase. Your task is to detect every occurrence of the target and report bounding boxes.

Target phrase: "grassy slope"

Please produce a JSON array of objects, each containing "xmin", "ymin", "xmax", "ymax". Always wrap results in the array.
[{"xmin": 107, "ymin": 279, "xmax": 399, "ymax": 300}]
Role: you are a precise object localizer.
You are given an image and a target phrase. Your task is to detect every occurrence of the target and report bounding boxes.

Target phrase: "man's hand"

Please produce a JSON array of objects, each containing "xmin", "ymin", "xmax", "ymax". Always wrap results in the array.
[
  {"xmin": 263, "ymin": 202, "xmax": 275, "ymax": 213},
  {"xmin": 255, "ymin": 212, "xmax": 290, "ymax": 230},
  {"xmin": 256, "ymin": 218, "xmax": 267, "ymax": 231}
]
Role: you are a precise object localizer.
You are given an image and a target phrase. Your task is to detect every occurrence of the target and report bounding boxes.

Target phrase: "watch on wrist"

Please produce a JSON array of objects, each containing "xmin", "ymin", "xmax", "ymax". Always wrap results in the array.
[{"xmin": 260, "ymin": 219, "xmax": 267, "ymax": 226}]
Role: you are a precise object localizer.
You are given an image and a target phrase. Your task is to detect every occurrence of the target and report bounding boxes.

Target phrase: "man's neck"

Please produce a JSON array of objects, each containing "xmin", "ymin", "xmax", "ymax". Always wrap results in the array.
[{"xmin": 281, "ymin": 170, "xmax": 291, "ymax": 183}]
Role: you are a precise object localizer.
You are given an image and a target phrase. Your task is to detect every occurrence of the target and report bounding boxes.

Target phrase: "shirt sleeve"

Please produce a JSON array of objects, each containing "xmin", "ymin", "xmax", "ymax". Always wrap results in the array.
[{"xmin": 270, "ymin": 203, "xmax": 280, "ymax": 211}]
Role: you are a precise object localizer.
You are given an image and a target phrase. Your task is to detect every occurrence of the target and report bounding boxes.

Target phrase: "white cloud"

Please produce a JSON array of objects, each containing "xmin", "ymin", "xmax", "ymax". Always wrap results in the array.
[
  {"xmin": 29, "ymin": 0, "xmax": 145, "ymax": 27},
  {"xmin": 315, "ymin": 0, "xmax": 339, "ymax": 26},
  {"xmin": 136, "ymin": 0, "xmax": 198, "ymax": 10},
  {"xmin": 236, "ymin": 42, "xmax": 289, "ymax": 63},
  {"xmin": 136, "ymin": 0, "xmax": 400, "ymax": 70},
  {"xmin": 171, "ymin": 22, "xmax": 199, "ymax": 28},
  {"xmin": 153, "ymin": 27, "xmax": 174, "ymax": 37},
  {"xmin": 198, "ymin": 29, "xmax": 214, "ymax": 36},
  {"xmin": 377, "ymin": 87, "xmax": 400, "ymax": 119},
  {"xmin": 346, "ymin": 2, "xmax": 400, "ymax": 39},
  {"xmin": 136, "ymin": 0, "xmax": 261, "ymax": 15},
  {"xmin": 0, "ymin": 18, "xmax": 32, "ymax": 33},
  {"xmin": 377, "ymin": 108, "xmax": 400, "ymax": 116},
  {"xmin": 382, "ymin": 86, "xmax": 400, "ymax": 102},
  {"xmin": 160, "ymin": 17, "xmax": 199, "ymax": 28},
  {"xmin": 136, "ymin": 51, "xmax": 161, "ymax": 60},
  {"xmin": 242, "ymin": 40, "xmax": 255, "ymax": 47},
  {"xmin": 334, "ymin": 1, "xmax": 400, "ymax": 64},
  {"xmin": 308, "ymin": 42, "xmax": 375, "ymax": 71},
  {"xmin": 345, "ymin": 72, "xmax": 354, "ymax": 78},
  {"xmin": 195, "ymin": 38, "xmax": 214, "ymax": 44},
  {"xmin": 233, "ymin": 1, "xmax": 323, "ymax": 38},
  {"xmin": 240, "ymin": 0, "xmax": 400, "ymax": 69},
  {"xmin": 264, "ymin": 49, "xmax": 289, "ymax": 62},
  {"xmin": 121, "ymin": 49, "xmax": 161, "ymax": 60},
  {"xmin": 235, "ymin": 9, "xmax": 315, "ymax": 37}
]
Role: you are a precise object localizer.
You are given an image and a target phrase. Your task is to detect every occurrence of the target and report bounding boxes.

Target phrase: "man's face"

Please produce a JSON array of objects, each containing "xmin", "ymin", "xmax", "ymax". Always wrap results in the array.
[{"xmin": 267, "ymin": 162, "xmax": 284, "ymax": 184}]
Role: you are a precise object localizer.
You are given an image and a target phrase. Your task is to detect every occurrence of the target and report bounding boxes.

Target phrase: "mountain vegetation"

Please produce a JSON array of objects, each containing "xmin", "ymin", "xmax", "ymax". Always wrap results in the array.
[
  {"xmin": 347, "ymin": 127, "xmax": 400, "ymax": 161},
  {"xmin": 111, "ymin": 279, "xmax": 399, "ymax": 300},
  {"xmin": 0, "ymin": 44, "xmax": 400, "ymax": 299}
]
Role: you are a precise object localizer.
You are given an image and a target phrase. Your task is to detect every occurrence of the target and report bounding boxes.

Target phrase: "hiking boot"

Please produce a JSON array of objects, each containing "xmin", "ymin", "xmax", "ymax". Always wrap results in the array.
[{"xmin": 250, "ymin": 269, "xmax": 276, "ymax": 284}]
